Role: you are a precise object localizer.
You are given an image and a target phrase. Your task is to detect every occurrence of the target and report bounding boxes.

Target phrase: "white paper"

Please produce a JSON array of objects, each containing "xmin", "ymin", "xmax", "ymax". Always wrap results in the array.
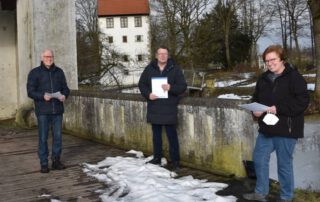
[
  {"xmin": 45, "ymin": 91, "xmax": 63, "ymax": 99},
  {"xmin": 239, "ymin": 102, "xmax": 269, "ymax": 112},
  {"xmin": 151, "ymin": 77, "xmax": 168, "ymax": 98}
]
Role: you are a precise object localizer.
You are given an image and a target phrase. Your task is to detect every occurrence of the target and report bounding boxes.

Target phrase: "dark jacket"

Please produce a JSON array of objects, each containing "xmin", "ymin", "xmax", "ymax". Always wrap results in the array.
[
  {"xmin": 252, "ymin": 63, "xmax": 309, "ymax": 138},
  {"xmin": 138, "ymin": 59, "xmax": 187, "ymax": 125},
  {"xmin": 27, "ymin": 62, "xmax": 70, "ymax": 115}
]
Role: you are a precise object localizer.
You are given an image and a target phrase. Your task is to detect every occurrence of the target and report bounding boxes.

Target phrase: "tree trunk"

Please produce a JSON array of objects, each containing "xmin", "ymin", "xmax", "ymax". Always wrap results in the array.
[
  {"xmin": 308, "ymin": 0, "xmax": 320, "ymax": 98},
  {"xmin": 250, "ymin": 42, "xmax": 258, "ymax": 68},
  {"xmin": 292, "ymin": 29, "xmax": 302, "ymax": 68},
  {"xmin": 225, "ymin": 26, "xmax": 231, "ymax": 69}
]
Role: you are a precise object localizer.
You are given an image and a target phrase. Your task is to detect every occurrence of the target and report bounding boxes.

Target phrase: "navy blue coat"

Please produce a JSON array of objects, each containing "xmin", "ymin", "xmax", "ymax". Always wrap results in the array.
[
  {"xmin": 252, "ymin": 63, "xmax": 309, "ymax": 138},
  {"xmin": 138, "ymin": 59, "xmax": 187, "ymax": 125},
  {"xmin": 27, "ymin": 62, "xmax": 70, "ymax": 115}
]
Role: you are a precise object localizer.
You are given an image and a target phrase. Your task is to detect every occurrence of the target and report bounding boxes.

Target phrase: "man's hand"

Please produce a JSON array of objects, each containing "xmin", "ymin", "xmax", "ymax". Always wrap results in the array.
[
  {"xmin": 59, "ymin": 95, "xmax": 66, "ymax": 102},
  {"xmin": 44, "ymin": 94, "xmax": 51, "ymax": 101},
  {"xmin": 161, "ymin": 84, "xmax": 170, "ymax": 91},
  {"xmin": 149, "ymin": 93, "xmax": 158, "ymax": 100}
]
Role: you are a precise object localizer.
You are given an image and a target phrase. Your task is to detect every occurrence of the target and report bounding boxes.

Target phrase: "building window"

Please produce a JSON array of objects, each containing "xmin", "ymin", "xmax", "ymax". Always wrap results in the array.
[
  {"xmin": 137, "ymin": 54, "xmax": 143, "ymax": 61},
  {"xmin": 108, "ymin": 36, "xmax": 113, "ymax": 43},
  {"xmin": 123, "ymin": 55, "xmax": 129, "ymax": 62},
  {"xmin": 122, "ymin": 36, "xmax": 127, "ymax": 43},
  {"xmin": 120, "ymin": 17, "xmax": 128, "ymax": 28},
  {"xmin": 106, "ymin": 17, "xmax": 114, "ymax": 28},
  {"xmin": 134, "ymin": 16, "xmax": 142, "ymax": 27},
  {"xmin": 135, "ymin": 35, "xmax": 143, "ymax": 42},
  {"xmin": 123, "ymin": 69, "xmax": 129, "ymax": 75}
]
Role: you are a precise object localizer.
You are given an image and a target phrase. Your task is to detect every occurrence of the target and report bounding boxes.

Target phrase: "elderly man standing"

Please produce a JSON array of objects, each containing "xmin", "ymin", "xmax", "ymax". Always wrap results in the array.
[{"xmin": 27, "ymin": 49, "xmax": 70, "ymax": 173}]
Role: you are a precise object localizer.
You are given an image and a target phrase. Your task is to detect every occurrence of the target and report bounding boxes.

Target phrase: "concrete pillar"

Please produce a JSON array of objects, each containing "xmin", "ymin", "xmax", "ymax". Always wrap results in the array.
[
  {"xmin": 9, "ymin": 0, "xmax": 78, "ymax": 118},
  {"xmin": 16, "ymin": 0, "xmax": 78, "ymax": 108},
  {"xmin": 0, "ymin": 11, "xmax": 18, "ymax": 120}
]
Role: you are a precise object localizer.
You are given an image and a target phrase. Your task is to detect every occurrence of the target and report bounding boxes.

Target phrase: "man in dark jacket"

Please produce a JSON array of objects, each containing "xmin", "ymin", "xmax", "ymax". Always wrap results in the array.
[
  {"xmin": 138, "ymin": 46, "xmax": 187, "ymax": 170},
  {"xmin": 243, "ymin": 45, "xmax": 309, "ymax": 202},
  {"xmin": 27, "ymin": 49, "xmax": 70, "ymax": 173}
]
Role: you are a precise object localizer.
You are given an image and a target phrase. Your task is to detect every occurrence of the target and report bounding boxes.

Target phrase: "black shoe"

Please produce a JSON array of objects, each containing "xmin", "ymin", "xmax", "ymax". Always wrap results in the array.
[
  {"xmin": 147, "ymin": 158, "xmax": 161, "ymax": 165},
  {"xmin": 40, "ymin": 166, "xmax": 50, "ymax": 173},
  {"xmin": 52, "ymin": 159, "xmax": 66, "ymax": 170},
  {"xmin": 172, "ymin": 161, "xmax": 180, "ymax": 171}
]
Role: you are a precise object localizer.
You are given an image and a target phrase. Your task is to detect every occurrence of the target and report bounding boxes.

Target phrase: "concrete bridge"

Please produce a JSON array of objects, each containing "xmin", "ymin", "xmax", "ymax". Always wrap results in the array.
[{"xmin": 0, "ymin": 120, "xmax": 265, "ymax": 202}]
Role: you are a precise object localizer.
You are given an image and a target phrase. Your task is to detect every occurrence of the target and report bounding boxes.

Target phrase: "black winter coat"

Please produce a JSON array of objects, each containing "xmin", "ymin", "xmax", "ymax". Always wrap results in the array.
[
  {"xmin": 138, "ymin": 59, "xmax": 187, "ymax": 125},
  {"xmin": 27, "ymin": 62, "xmax": 70, "ymax": 115},
  {"xmin": 252, "ymin": 63, "xmax": 309, "ymax": 138}
]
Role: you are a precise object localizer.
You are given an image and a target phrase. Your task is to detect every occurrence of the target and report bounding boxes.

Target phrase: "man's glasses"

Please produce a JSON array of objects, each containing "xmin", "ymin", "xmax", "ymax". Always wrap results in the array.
[
  {"xmin": 43, "ymin": 56, "xmax": 53, "ymax": 58},
  {"xmin": 265, "ymin": 58, "xmax": 278, "ymax": 64}
]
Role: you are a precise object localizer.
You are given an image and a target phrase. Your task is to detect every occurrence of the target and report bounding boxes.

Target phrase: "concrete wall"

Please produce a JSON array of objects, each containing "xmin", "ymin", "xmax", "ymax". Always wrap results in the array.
[
  {"xmin": 0, "ymin": 11, "xmax": 18, "ymax": 120},
  {"xmin": 0, "ymin": 0, "xmax": 78, "ymax": 120},
  {"xmin": 63, "ymin": 91, "xmax": 256, "ymax": 177}
]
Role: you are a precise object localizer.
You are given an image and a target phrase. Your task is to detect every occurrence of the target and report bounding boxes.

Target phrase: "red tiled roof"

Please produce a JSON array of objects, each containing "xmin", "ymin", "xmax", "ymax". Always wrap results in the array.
[{"xmin": 98, "ymin": 0, "xmax": 150, "ymax": 16}]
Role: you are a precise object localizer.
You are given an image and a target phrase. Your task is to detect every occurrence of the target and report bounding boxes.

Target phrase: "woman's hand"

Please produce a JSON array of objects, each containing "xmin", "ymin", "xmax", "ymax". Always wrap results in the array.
[{"xmin": 253, "ymin": 111, "xmax": 264, "ymax": 117}]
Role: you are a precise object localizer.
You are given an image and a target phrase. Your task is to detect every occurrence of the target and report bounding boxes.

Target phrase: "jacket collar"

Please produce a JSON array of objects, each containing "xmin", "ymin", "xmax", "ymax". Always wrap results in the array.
[
  {"xmin": 263, "ymin": 62, "xmax": 294, "ymax": 79},
  {"xmin": 150, "ymin": 58, "xmax": 175, "ymax": 72},
  {"xmin": 40, "ymin": 61, "xmax": 56, "ymax": 71}
]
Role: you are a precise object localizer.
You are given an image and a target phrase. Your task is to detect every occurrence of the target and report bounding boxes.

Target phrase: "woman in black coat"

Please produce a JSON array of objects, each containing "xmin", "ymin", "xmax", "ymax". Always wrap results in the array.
[
  {"xmin": 138, "ymin": 46, "xmax": 187, "ymax": 170},
  {"xmin": 243, "ymin": 45, "xmax": 309, "ymax": 202}
]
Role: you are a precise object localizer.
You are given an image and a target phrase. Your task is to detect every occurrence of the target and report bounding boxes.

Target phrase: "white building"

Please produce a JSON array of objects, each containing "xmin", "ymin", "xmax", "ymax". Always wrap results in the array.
[{"xmin": 98, "ymin": 0, "xmax": 151, "ymax": 71}]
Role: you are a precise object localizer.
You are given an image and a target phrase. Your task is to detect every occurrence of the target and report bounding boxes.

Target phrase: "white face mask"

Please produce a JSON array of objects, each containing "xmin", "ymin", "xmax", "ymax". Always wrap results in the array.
[{"xmin": 263, "ymin": 113, "xmax": 279, "ymax": 125}]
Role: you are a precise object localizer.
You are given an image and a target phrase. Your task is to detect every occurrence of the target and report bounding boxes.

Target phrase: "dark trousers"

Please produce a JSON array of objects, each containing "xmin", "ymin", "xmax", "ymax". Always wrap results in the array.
[
  {"xmin": 37, "ymin": 114, "xmax": 63, "ymax": 167},
  {"xmin": 151, "ymin": 124, "xmax": 180, "ymax": 162}
]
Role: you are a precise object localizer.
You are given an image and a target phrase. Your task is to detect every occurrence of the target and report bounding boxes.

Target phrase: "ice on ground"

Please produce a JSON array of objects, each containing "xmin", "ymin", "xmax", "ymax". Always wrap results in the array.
[{"xmin": 82, "ymin": 152, "xmax": 237, "ymax": 202}]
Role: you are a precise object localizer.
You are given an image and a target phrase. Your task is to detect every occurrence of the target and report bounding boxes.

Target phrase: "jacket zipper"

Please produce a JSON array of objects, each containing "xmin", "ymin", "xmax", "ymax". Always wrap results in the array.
[
  {"xmin": 287, "ymin": 117, "xmax": 292, "ymax": 133},
  {"xmin": 49, "ymin": 71, "xmax": 55, "ymax": 113}
]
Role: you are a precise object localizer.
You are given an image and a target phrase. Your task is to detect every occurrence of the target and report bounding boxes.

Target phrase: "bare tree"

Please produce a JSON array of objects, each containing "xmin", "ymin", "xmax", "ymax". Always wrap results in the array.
[
  {"xmin": 76, "ymin": 0, "xmax": 100, "ymax": 77},
  {"xmin": 151, "ymin": 0, "xmax": 211, "ymax": 68},
  {"xmin": 274, "ymin": 0, "xmax": 289, "ymax": 51},
  {"xmin": 76, "ymin": 0, "xmax": 98, "ymax": 34},
  {"xmin": 215, "ymin": 0, "xmax": 245, "ymax": 69},
  {"xmin": 239, "ymin": 0, "xmax": 274, "ymax": 67},
  {"xmin": 308, "ymin": 0, "xmax": 320, "ymax": 98},
  {"xmin": 273, "ymin": 0, "xmax": 309, "ymax": 67}
]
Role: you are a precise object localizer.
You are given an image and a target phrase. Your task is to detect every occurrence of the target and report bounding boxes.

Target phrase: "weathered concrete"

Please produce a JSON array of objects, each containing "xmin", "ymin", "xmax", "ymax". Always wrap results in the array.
[
  {"xmin": 16, "ymin": 0, "xmax": 78, "ymax": 103},
  {"xmin": 0, "ymin": 0, "xmax": 78, "ymax": 120},
  {"xmin": 62, "ymin": 91, "xmax": 256, "ymax": 177},
  {"xmin": 0, "ymin": 11, "xmax": 18, "ymax": 120}
]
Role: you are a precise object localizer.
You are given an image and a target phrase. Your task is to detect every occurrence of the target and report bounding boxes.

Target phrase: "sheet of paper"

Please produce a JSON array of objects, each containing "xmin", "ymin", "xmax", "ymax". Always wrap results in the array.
[
  {"xmin": 151, "ymin": 77, "xmax": 168, "ymax": 98},
  {"xmin": 45, "ymin": 91, "xmax": 63, "ymax": 99},
  {"xmin": 239, "ymin": 102, "xmax": 269, "ymax": 112}
]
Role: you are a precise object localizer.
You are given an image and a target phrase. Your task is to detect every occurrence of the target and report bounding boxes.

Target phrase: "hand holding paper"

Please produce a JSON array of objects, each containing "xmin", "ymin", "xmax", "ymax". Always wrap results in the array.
[
  {"xmin": 239, "ymin": 102, "xmax": 269, "ymax": 112},
  {"xmin": 45, "ymin": 91, "xmax": 64, "ymax": 101},
  {"xmin": 152, "ymin": 77, "xmax": 168, "ymax": 99}
]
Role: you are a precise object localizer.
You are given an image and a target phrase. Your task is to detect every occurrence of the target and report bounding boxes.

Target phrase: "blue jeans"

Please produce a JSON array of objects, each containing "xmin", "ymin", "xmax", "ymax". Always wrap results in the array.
[
  {"xmin": 253, "ymin": 133, "xmax": 297, "ymax": 200},
  {"xmin": 37, "ymin": 114, "xmax": 63, "ymax": 167},
  {"xmin": 152, "ymin": 124, "xmax": 180, "ymax": 162}
]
